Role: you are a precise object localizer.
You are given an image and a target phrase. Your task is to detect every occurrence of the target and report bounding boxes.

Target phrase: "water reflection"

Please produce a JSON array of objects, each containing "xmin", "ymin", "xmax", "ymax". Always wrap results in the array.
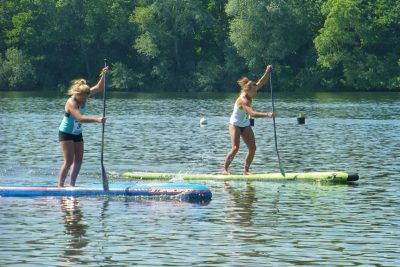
[
  {"xmin": 224, "ymin": 182, "xmax": 257, "ymax": 226},
  {"xmin": 59, "ymin": 197, "xmax": 89, "ymax": 263},
  {"xmin": 1, "ymin": 91, "xmax": 400, "ymax": 266},
  {"xmin": 223, "ymin": 182, "xmax": 284, "ymax": 227}
]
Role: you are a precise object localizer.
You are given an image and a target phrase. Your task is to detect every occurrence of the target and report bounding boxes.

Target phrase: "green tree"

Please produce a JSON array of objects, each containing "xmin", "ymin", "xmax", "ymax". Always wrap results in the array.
[
  {"xmin": 194, "ymin": 0, "xmax": 240, "ymax": 91},
  {"xmin": 314, "ymin": 0, "xmax": 400, "ymax": 90},
  {"xmin": 0, "ymin": 48, "xmax": 36, "ymax": 90},
  {"xmin": 131, "ymin": 0, "xmax": 213, "ymax": 90},
  {"xmin": 284, "ymin": 0, "xmax": 325, "ymax": 91},
  {"xmin": 109, "ymin": 62, "xmax": 144, "ymax": 90},
  {"xmin": 226, "ymin": 0, "xmax": 299, "ymax": 71},
  {"xmin": 1, "ymin": 0, "xmax": 140, "ymax": 90},
  {"xmin": 103, "ymin": 0, "xmax": 139, "ymax": 64}
]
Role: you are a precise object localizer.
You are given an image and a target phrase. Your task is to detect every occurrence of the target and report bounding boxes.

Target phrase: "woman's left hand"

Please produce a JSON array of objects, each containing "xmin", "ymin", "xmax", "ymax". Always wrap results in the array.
[{"xmin": 265, "ymin": 65, "xmax": 272, "ymax": 73}]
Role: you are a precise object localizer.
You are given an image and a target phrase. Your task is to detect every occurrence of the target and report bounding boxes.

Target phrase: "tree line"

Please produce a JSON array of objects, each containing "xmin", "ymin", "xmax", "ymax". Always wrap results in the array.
[{"xmin": 0, "ymin": 0, "xmax": 399, "ymax": 92}]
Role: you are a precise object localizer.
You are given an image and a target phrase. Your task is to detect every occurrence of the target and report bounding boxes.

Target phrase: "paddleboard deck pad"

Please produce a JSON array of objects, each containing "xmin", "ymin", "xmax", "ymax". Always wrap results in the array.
[
  {"xmin": 0, "ymin": 183, "xmax": 212, "ymax": 201},
  {"xmin": 123, "ymin": 171, "xmax": 359, "ymax": 183}
]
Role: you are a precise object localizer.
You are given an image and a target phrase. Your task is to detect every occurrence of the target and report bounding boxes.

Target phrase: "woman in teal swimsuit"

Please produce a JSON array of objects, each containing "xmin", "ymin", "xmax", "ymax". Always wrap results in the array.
[
  {"xmin": 58, "ymin": 67, "xmax": 108, "ymax": 187},
  {"xmin": 223, "ymin": 65, "xmax": 274, "ymax": 175}
]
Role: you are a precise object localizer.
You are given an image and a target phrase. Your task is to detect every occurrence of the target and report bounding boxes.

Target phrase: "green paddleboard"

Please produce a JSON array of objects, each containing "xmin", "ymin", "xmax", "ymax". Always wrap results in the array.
[{"xmin": 123, "ymin": 171, "xmax": 359, "ymax": 183}]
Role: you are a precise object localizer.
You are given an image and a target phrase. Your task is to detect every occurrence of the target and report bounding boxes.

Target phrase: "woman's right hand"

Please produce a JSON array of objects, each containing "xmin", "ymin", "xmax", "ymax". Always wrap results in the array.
[
  {"xmin": 100, "ymin": 66, "xmax": 109, "ymax": 77},
  {"xmin": 97, "ymin": 117, "xmax": 106, "ymax": 123}
]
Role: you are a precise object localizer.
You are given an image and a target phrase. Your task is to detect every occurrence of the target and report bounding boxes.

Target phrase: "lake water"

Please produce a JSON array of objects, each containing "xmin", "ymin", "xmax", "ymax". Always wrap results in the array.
[{"xmin": 0, "ymin": 91, "xmax": 399, "ymax": 266}]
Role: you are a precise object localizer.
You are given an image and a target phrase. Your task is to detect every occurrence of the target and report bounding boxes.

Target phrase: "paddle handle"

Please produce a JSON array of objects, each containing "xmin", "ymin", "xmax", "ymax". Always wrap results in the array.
[{"xmin": 102, "ymin": 59, "xmax": 107, "ymax": 119}]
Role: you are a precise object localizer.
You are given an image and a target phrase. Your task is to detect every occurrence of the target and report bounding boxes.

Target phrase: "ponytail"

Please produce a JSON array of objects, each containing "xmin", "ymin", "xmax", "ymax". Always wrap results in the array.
[
  {"xmin": 67, "ymin": 79, "xmax": 90, "ymax": 96},
  {"xmin": 237, "ymin": 77, "xmax": 254, "ymax": 93}
]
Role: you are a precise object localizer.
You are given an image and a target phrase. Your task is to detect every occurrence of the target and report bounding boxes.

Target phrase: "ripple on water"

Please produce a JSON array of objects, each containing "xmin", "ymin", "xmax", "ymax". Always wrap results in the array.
[{"xmin": 1, "ymin": 92, "xmax": 399, "ymax": 266}]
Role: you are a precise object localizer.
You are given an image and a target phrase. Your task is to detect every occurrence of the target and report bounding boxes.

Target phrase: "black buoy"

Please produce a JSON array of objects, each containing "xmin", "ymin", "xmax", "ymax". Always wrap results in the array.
[{"xmin": 297, "ymin": 113, "xmax": 306, "ymax": 124}]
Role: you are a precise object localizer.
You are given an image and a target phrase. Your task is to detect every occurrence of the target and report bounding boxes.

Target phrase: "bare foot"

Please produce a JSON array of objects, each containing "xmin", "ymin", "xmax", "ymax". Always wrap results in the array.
[
  {"xmin": 222, "ymin": 170, "xmax": 230, "ymax": 175},
  {"xmin": 244, "ymin": 166, "xmax": 251, "ymax": 175}
]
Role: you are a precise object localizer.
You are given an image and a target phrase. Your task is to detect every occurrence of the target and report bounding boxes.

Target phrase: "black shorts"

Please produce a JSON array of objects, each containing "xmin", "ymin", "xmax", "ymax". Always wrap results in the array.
[
  {"xmin": 58, "ymin": 131, "xmax": 83, "ymax": 142},
  {"xmin": 238, "ymin": 126, "xmax": 250, "ymax": 133}
]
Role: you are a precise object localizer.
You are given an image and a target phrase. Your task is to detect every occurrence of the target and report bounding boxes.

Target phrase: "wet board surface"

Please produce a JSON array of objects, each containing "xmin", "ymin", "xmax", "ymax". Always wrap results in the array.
[
  {"xmin": 0, "ymin": 183, "xmax": 212, "ymax": 201},
  {"xmin": 123, "ymin": 171, "xmax": 359, "ymax": 183}
]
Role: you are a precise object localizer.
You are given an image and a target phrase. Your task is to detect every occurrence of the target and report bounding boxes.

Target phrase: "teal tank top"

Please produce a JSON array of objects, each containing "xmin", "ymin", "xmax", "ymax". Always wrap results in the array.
[{"xmin": 59, "ymin": 97, "xmax": 88, "ymax": 135}]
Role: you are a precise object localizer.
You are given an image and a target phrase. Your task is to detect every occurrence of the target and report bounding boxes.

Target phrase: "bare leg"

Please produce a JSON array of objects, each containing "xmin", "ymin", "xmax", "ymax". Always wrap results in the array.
[
  {"xmin": 241, "ymin": 126, "xmax": 256, "ymax": 175},
  {"xmin": 223, "ymin": 124, "xmax": 241, "ymax": 175},
  {"xmin": 58, "ymin": 141, "xmax": 75, "ymax": 187},
  {"xmin": 69, "ymin": 141, "xmax": 84, "ymax": 187}
]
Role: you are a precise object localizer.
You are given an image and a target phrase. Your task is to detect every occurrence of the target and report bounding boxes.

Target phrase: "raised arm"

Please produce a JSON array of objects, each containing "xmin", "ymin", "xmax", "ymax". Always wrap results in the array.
[
  {"xmin": 255, "ymin": 65, "xmax": 272, "ymax": 90},
  {"xmin": 90, "ymin": 66, "xmax": 109, "ymax": 95}
]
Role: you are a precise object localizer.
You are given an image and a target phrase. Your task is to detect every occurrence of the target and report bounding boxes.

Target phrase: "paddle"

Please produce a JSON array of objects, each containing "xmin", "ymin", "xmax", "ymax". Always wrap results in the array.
[
  {"xmin": 101, "ymin": 59, "xmax": 109, "ymax": 190},
  {"xmin": 269, "ymin": 70, "xmax": 285, "ymax": 176}
]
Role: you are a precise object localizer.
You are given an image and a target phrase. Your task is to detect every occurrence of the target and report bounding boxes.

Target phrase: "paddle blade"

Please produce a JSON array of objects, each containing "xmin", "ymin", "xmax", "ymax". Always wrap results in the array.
[
  {"xmin": 279, "ymin": 166, "xmax": 286, "ymax": 177},
  {"xmin": 101, "ymin": 164, "xmax": 109, "ymax": 191}
]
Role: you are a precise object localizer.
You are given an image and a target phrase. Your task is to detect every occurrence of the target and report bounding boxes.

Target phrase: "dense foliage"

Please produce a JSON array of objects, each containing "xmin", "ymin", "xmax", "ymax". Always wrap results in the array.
[{"xmin": 0, "ymin": 0, "xmax": 398, "ymax": 91}]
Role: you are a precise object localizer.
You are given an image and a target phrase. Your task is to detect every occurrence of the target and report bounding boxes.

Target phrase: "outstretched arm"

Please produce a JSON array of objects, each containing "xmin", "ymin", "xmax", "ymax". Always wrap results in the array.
[
  {"xmin": 239, "ymin": 97, "xmax": 274, "ymax": 118},
  {"xmin": 67, "ymin": 99, "xmax": 105, "ymax": 123},
  {"xmin": 256, "ymin": 65, "xmax": 272, "ymax": 90}
]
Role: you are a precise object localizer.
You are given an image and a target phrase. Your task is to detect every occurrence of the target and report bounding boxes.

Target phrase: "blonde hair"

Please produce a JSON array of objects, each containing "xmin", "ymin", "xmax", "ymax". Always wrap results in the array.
[
  {"xmin": 237, "ymin": 77, "xmax": 256, "ymax": 93},
  {"xmin": 67, "ymin": 79, "xmax": 90, "ymax": 96}
]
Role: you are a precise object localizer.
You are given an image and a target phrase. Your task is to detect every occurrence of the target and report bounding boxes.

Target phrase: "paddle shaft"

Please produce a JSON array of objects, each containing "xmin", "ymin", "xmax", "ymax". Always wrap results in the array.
[
  {"xmin": 101, "ymin": 59, "xmax": 109, "ymax": 190},
  {"xmin": 269, "ymin": 71, "xmax": 285, "ymax": 176}
]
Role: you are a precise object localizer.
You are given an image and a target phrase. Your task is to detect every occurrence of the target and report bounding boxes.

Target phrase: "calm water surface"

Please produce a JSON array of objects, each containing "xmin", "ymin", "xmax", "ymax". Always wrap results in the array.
[{"xmin": 0, "ymin": 91, "xmax": 399, "ymax": 266}]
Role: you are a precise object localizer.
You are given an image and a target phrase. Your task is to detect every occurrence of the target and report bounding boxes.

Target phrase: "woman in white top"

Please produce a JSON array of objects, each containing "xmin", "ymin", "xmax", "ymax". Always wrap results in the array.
[{"xmin": 223, "ymin": 65, "xmax": 274, "ymax": 175}]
